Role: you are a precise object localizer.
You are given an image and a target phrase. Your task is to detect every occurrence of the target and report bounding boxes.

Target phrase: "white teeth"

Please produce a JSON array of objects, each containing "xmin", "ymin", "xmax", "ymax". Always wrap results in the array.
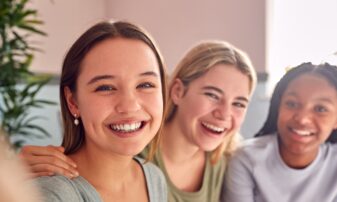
[
  {"xmin": 111, "ymin": 122, "xmax": 142, "ymax": 132},
  {"xmin": 292, "ymin": 128, "xmax": 313, "ymax": 136},
  {"xmin": 202, "ymin": 122, "xmax": 225, "ymax": 133}
]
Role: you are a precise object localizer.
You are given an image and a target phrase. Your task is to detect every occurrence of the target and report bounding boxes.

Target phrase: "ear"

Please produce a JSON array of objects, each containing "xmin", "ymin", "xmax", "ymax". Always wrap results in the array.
[
  {"xmin": 64, "ymin": 87, "xmax": 80, "ymax": 116},
  {"xmin": 170, "ymin": 78, "xmax": 186, "ymax": 105}
]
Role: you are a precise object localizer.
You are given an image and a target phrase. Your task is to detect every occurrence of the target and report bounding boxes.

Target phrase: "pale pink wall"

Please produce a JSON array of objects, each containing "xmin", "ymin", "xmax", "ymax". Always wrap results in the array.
[
  {"xmin": 30, "ymin": 0, "xmax": 107, "ymax": 74},
  {"xmin": 31, "ymin": 0, "xmax": 266, "ymax": 74},
  {"xmin": 106, "ymin": 0, "xmax": 266, "ymax": 73}
]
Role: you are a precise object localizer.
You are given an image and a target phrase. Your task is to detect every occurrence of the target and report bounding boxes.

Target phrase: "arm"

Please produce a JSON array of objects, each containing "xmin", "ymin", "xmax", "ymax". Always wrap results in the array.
[
  {"xmin": 221, "ymin": 153, "xmax": 255, "ymax": 202},
  {"xmin": 19, "ymin": 145, "xmax": 78, "ymax": 178}
]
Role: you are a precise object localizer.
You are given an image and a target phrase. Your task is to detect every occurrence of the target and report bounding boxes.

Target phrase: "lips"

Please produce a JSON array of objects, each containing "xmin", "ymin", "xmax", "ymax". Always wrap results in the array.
[
  {"xmin": 289, "ymin": 127, "xmax": 315, "ymax": 137},
  {"xmin": 201, "ymin": 121, "xmax": 226, "ymax": 134},
  {"xmin": 108, "ymin": 121, "xmax": 147, "ymax": 135}
]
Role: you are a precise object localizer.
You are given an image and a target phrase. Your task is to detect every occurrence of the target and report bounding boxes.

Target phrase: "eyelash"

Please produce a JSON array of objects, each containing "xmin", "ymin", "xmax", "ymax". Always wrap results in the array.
[
  {"xmin": 233, "ymin": 102, "xmax": 246, "ymax": 108},
  {"xmin": 314, "ymin": 105, "xmax": 328, "ymax": 113},
  {"xmin": 285, "ymin": 100, "xmax": 298, "ymax": 109},
  {"xmin": 137, "ymin": 82, "xmax": 155, "ymax": 89},
  {"xmin": 204, "ymin": 92, "xmax": 219, "ymax": 100},
  {"xmin": 94, "ymin": 82, "xmax": 155, "ymax": 92},
  {"xmin": 284, "ymin": 100, "xmax": 329, "ymax": 113},
  {"xmin": 95, "ymin": 85, "xmax": 116, "ymax": 92}
]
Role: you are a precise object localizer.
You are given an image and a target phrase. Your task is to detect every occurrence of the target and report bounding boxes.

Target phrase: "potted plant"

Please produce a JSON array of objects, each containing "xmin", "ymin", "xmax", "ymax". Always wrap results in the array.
[{"xmin": 0, "ymin": 0, "xmax": 55, "ymax": 149}]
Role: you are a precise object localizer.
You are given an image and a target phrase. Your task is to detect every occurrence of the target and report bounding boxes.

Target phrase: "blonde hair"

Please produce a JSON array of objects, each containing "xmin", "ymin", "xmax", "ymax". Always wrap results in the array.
[{"xmin": 165, "ymin": 40, "xmax": 256, "ymax": 164}]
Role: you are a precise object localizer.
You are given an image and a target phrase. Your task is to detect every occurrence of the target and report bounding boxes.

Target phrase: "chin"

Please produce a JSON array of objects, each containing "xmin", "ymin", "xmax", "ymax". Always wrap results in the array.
[
  {"xmin": 200, "ymin": 143, "xmax": 220, "ymax": 152},
  {"xmin": 122, "ymin": 144, "xmax": 148, "ymax": 156}
]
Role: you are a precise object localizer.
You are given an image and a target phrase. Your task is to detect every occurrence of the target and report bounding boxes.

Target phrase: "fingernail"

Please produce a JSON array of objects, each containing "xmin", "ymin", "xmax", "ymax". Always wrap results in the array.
[{"xmin": 73, "ymin": 171, "xmax": 79, "ymax": 177}]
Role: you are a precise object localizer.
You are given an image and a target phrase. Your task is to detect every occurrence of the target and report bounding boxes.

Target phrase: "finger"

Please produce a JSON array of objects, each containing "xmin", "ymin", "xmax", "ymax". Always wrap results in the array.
[
  {"xmin": 20, "ymin": 145, "xmax": 77, "ymax": 168},
  {"xmin": 25, "ymin": 155, "xmax": 78, "ymax": 175},
  {"xmin": 25, "ymin": 172, "xmax": 55, "ymax": 180},
  {"xmin": 30, "ymin": 164, "xmax": 78, "ymax": 179}
]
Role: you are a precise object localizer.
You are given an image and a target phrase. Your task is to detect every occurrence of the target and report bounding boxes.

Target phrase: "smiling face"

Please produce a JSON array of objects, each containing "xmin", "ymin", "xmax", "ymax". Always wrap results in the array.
[
  {"xmin": 65, "ymin": 37, "xmax": 163, "ymax": 156},
  {"xmin": 277, "ymin": 73, "xmax": 337, "ymax": 166},
  {"xmin": 171, "ymin": 64, "xmax": 250, "ymax": 151}
]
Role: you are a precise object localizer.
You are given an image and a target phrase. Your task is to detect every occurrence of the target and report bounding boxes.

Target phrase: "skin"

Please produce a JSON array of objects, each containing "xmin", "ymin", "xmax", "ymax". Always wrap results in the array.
[
  {"xmin": 42, "ymin": 37, "xmax": 163, "ymax": 201},
  {"xmin": 19, "ymin": 57, "xmax": 252, "ymax": 195},
  {"xmin": 161, "ymin": 64, "xmax": 250, "ymax": 191},
  {"xmin": 277, "ymin": 73, "xmax": 337, "ymax": 168}
]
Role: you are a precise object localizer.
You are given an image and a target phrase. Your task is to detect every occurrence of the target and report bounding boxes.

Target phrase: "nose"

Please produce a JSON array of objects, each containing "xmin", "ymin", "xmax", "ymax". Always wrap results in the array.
[
  {"xmin": 213, "ymin": 101, "xmax": 232, "ymax": 121},
  {"xmin": 115, "ymin": 90, "xmax": 141, "ymax": 114},
  {"xmin": 293, "ymin": 109, "xmax": 312, "ymax": 125}
]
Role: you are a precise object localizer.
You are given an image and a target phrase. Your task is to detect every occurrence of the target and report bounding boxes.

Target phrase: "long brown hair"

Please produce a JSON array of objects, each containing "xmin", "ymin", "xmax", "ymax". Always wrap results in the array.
[{"xmin": 60, "ymin": 21, "xmax": 167, "ymax": 160}]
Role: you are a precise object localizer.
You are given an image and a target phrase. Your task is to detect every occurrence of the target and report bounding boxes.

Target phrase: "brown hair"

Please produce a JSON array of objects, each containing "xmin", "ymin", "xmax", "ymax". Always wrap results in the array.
[
  {"xmin": 165, "ymin": 40, "xmax": 256, "ymax": 164},
  {"xmin": 60, "ymin": 21, "xmax": 167, "ymax": 161}
]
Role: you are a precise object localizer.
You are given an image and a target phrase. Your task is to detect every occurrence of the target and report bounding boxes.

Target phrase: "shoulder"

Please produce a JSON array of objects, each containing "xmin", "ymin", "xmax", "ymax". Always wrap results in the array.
[
  {"xmin": 135, "ymin": 157, "xmax": 166, "ymax": 184},
  {"xmin": 322, "ymin": 142, "xmax": 337, "ymax": 160},
  {"xmin": 230, "ymin": 135, "xmax": 277, "ymax": 166},
  {"xmin": 134, "ymin": 157, "xmax": 167, "ymax": 202},
  {"xmin": 35, "ymin": 175, "xmax": 82, "ymax": 202},
  {"xmin": 238, "ymin": 135, "xmax": 276, "ymax": 154}
]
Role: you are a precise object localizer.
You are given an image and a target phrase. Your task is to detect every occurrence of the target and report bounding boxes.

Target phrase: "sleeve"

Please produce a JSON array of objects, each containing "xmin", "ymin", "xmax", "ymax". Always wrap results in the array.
[
  {"xmin": 35, "ymin": 176, "xmax": 82, "ymax": 202},
  {"xmin": 221, "ymin": 151, "xmax": 256, "ymax": 202}
]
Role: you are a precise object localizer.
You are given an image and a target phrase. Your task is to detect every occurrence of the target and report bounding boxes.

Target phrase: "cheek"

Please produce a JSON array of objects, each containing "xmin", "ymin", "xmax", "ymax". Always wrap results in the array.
[
  {"xmin": 232, "ymin": 111, "xmax": 247, "ymax": 130},
  {"xmin": 145, "ymin": 92, "xmax": 164, "ymax": 121},
  {"xmin": 77, "ymin": 94, "xmax": 110, "ymax": 121}
]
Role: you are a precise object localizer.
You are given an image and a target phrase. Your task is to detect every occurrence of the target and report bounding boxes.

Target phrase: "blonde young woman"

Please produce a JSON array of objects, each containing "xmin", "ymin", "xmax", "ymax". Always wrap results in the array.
[{"xmin": 20, "ymin": 40, "xmax": 257, "ymax": 201}]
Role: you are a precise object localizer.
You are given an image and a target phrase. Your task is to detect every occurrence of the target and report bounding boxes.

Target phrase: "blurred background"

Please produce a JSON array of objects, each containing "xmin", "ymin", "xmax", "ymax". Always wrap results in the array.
[{"xmin": 3, "ymin": 0, "xmax": 337, "ymax": 147}]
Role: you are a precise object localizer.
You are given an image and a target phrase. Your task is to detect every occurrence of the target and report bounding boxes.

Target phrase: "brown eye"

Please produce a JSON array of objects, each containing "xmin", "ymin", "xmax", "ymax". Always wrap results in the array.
[
  {"xmin": 285, "ymin": 100, "xmax": 298, "ymax": 109},
  {"xmin": 95, "ymin": 85, "xmax": 116, "ymax": 92}
]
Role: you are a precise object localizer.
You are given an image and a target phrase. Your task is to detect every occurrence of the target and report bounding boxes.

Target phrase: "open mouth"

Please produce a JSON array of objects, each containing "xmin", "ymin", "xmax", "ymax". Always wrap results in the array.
[
  {"xmin": 290, "ymin": 128, "xmax": 315, "ymax": 136},
  {"xmin": 201, "ymin": 122, "xmax": 226, "ymax": 134},
  {"xmin": 109, "ymin": 121, "xmax": 146, "ymax": 133}
]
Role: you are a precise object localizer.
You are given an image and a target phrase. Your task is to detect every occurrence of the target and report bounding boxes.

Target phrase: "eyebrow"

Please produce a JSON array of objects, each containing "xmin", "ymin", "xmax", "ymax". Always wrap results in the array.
[
  {"xmin": 284, "ymin": 92, "xmax": 336, "ymax": 104},
  {"xmin": 87, "ymin": 71, "xmax": 159, "ymax": 85},
  {"xmin": 87, "ymin": 75, "xmax": 115, "ymax": 85},
  {"xmin": 202, "ymin": 86, "xmax": 249, "ymax": 102}
]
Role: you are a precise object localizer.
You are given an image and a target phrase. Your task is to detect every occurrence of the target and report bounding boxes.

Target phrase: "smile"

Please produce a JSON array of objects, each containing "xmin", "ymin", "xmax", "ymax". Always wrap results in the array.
[
  {"xmin": 110, "ymin": 122, "xmax": 143, "ymax": 133},
  {"xmin": 290, "ymin": 128, "xmax": 315, "ymax": 136},
  {"xmin": 201, "ymin": 122, "xmax": 226, "ymax": 133}
]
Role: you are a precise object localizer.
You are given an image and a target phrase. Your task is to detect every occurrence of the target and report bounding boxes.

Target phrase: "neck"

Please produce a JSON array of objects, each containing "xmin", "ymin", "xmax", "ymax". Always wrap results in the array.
[
  {"xmin": 278, "ymin": 142, "xmax": 319, "ymax": 169},
  {"xmin": 69, "ymin": 142, "xmax": 139, "ymax": 191},
  {"xmin": 161, "ymin": 119, "xmax": 205, "ymax": 164}
]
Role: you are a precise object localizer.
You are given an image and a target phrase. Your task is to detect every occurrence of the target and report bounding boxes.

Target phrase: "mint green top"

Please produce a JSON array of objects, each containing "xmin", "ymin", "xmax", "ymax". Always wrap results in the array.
[
  {"xmin": 142, "ymin": 150, "xmax": 226, "ymax": 202},
  {"xmin": 35, "ymin": 157, "xmax": 167, "ymax": 202}
]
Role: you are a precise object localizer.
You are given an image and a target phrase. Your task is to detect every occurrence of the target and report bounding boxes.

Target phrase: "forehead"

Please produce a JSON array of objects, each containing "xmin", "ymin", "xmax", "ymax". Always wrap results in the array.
[
  {"xmin": 284, "ymin": 73, "xmax": 337, "ymax": 99},
  {"xmin": 187, "ymin": 64, "xmax": 251, "ymax": 98},
  {"xmin": 194, "ymin": 64, "xmax": 250, "ymax": 87},
  {"xmin": 80, "ymin": 37, "xmax": 160, "ymax": 78}
]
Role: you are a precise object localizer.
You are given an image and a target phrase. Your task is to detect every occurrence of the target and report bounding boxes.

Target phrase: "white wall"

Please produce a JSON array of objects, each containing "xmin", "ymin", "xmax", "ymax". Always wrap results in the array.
[
  {"xmin": 267, "ymin": 0, "xmax": 337, "ymax": 93},
  {"xmin": 30, "ymin": 0, "xmax": 107, "ymax": 74},
  {"xmin": 31, "ymin": 0, "xmax": 267, "ymax": 74},
  {"xmin": 106, "ymin": 0, "xmax": 266, "ymax": 73}
]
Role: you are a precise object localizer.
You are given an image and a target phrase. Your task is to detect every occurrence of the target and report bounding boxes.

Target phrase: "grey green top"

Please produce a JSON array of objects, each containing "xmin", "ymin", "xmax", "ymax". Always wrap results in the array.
[
  {"xmin": 148, "ymin": 150, "xmax": 226, "ymax": 202},
  {"xmin": 222, "ymin": 135, "xmax": 337, "ymax": 202},
  {"xmin": 36, "ymin": 157, "xmax": 167, "ymax": 202}
]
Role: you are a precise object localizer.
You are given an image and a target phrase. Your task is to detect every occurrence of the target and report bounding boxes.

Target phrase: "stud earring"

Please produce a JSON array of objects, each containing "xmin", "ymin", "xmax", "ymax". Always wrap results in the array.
[{"xmin": 74, "ymin": 114, "xmax": 79, "ymax": 126}]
